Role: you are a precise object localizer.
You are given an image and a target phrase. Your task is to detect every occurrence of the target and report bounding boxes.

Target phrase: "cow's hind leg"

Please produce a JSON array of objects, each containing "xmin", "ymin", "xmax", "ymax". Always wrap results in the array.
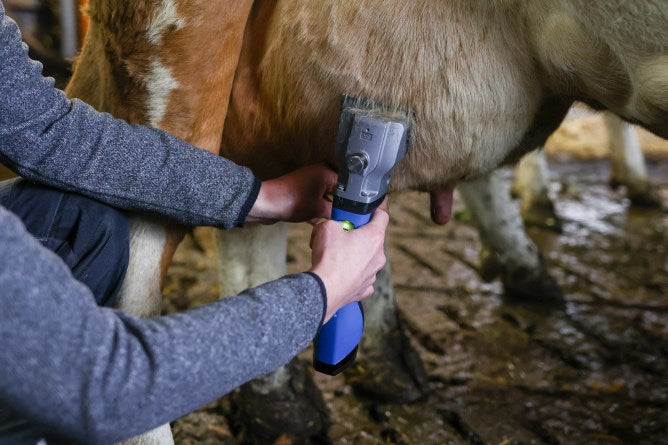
[
  {"xmin": 513, "ymin": 150, "xmax": 563, "ymax": 232},
  {"xmin": 459, "ymin": 171, "xmax": 562, "ymax": 302},
  {"xmin": 345, "ymin": 258, "xmax": 429, "ymax": 403},
  {"xmin": 214, "ymin": 224, "xmax": 329, "ymax": 443},
  {"xmin": 605, "ymin": 113, "xmax": 662, "ymax": 207}
]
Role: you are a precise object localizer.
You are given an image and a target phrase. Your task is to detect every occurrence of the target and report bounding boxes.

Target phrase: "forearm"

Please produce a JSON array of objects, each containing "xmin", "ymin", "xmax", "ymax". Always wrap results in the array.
[
  {"xmin": 0, "ymin": 5, "xmax": 259, "ymax": 229},
  {"xmin": 0, "ymin": 208, "xmax": 325, "ymax": 444}
]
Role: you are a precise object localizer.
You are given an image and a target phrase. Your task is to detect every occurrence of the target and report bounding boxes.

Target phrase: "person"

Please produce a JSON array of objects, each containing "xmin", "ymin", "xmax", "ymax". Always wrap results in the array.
[{"xmin": 0, "ymin": 3, "xmax": 388, "ymax": 444}]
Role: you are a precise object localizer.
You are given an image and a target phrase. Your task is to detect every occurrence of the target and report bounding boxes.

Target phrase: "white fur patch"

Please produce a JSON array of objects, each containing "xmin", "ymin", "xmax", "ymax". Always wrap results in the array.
[
  {"xmin": 145, "ymin": 58, "xmax": 179, "ymax": 128},
  {"xmin": 120, "ymin": 423, "xmax": 174, "ymax": 445},
  {"xmin": 115, "ymin": 217, "xmax": 166, "ymax": 318},
  {"xmin": 146, "ymin": 0, "xmax": 186, "ymax": 45}
]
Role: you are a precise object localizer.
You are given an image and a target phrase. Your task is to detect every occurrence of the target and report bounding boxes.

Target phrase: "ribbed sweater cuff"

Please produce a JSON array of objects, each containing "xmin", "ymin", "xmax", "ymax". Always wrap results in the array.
[
  {"xmin": 304, "ymin": 271, "xmax": 327, "ymax": 327},
  {"xmin": 234, "ymin": 177, "xmax": 262, "ymax": 227}
]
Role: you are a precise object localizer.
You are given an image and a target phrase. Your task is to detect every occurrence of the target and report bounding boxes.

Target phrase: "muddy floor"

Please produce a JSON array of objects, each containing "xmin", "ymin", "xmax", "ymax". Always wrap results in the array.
[{"xmin": 162, "ymin": 157, "xmax": 667, "ymax": 445}]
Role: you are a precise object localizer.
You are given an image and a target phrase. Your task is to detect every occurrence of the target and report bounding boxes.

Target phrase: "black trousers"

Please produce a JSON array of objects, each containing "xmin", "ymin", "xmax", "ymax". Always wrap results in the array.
[{"xmin": 0, "ymin": 178, "xmax": 130, "ymax": 306}]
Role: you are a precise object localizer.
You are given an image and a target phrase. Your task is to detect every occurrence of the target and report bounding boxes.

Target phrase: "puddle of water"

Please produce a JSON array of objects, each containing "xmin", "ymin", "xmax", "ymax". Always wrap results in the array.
[{"xmin": 558, "ymin": 189, "xmax": 629, "ymax": 235}]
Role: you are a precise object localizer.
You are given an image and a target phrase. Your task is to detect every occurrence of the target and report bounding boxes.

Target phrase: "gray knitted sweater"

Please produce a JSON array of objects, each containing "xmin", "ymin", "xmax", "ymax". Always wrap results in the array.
[{"xmin": 0, "ymin": 3, "xmax": 325, "ymax": 444}]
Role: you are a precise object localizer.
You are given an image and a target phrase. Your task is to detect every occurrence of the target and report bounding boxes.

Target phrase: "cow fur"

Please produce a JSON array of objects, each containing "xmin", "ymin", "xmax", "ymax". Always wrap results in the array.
[{"xmin": 65, "ymin": 1, "xmax": 668, "ymax": 443}]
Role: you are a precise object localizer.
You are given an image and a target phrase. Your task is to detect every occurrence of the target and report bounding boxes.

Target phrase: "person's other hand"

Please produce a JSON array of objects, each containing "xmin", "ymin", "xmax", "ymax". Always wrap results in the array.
[
  {"xmin": 308, "ymin": 205, "xmax": 389, "ymax": 322},
  {"xmin": 246, "ymin": 164, "xmax": 337, "ymax": 224}
]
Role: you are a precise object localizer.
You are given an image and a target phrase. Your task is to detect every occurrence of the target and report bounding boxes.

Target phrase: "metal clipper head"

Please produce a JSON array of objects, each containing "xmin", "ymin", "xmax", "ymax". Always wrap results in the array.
[{"xmin": 333, "ymin": 95, "xmax": 412, "ymax": 214}]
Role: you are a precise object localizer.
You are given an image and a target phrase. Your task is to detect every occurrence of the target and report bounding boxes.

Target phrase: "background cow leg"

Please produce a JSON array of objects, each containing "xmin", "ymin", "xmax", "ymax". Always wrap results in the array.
[
  {"xmin": 459, "ymin": 171, "xmax": 562, "ymax": 302},
  {"xmin": 605, "ymin": 112, "xmax": 662, "ymax": 207},
  {"xmin": 117, "ymin": 217, "xmax": 179, "ymax": 445},
  {"xmin": 214, "ymin": 224, "xmax": 330, "ymax": 443},
  {"xmin": 513, "ymin": 150, "xmax": 563, "ymax": 232},
  {"xmin": 346, "ymin": 258, "xmax": 429, "ymax": 403}
]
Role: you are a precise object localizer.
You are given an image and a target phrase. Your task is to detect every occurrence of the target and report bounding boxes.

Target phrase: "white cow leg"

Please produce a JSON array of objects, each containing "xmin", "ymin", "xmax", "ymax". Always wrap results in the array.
[
  {"xmin": 345, "ymin": 254, "xmax": 428, "ymax": 403},
  {"xmin": 215, "ymin": 223, "xmax": 288, "ymax": 295},
  {"xmin": 513, "ymin": 150, "xmax": 562, "ymax": 232},
  {"xmin": 459, "ymin": 171, "xmax": 562, "ymax": 302},
  {"xmin": 117, "ymin": 217, "xmax": 174, "ymax": 445},
  {"xmin": 214, "ymin": 223, "xmax": 329, "ymax": 442},
  {"xmin": 605, "ymin": 112, "xmax": 661, "ymax": 207},
  {"xmin": 119, "ymin": 424, "xmax": 173, "ymax": 445}
]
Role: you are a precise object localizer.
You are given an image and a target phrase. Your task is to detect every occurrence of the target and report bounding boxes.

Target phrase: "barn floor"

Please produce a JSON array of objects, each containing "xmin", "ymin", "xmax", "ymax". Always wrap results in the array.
[{"xmin": 163, "ymin": 158, "xmax": 668, "ymax": 445}]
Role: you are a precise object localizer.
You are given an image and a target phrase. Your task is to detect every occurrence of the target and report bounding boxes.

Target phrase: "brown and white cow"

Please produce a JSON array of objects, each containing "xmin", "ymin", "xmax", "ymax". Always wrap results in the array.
[{"xmin": 65, "ymin": 1, "xmax": 668, "ymax": 443}]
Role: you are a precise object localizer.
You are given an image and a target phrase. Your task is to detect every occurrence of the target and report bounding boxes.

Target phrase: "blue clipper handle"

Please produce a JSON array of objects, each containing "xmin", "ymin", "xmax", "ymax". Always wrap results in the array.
[{"xmin": 313, "ymin": 208, "xmax": 371, "ymax": 375}]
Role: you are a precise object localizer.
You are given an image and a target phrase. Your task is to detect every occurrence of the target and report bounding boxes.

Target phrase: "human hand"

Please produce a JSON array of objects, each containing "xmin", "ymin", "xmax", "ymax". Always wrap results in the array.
[
  {"xmin": 308, "ymin": 205, "xmax": 389, "ymax": 322},
  {"xmin": 246, "ymin": 164, "xmax": 338, "ymax": 224}
]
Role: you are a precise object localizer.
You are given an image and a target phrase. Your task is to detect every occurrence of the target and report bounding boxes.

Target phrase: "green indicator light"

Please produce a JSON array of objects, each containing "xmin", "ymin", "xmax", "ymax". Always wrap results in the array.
[{"xmin": 340, "ymin": 220, "xmax": 355, "ymax": 232}]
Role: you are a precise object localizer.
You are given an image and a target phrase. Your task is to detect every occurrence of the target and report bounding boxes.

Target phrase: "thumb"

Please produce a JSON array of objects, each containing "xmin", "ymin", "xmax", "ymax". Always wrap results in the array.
[
  {"xmin": 320, "ymin": 165, "xmax": 339, "ymax": 194},
  {"xmin": 367, "ymin": 206, "xmax": 390, "ymax": 230}
]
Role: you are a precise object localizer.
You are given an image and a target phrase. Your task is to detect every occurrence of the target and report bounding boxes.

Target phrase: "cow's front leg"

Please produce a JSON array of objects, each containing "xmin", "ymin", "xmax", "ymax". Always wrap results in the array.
[
  {"xmin": 117, "ymin": 218, "xmax": 184, "ymax": 445},
  {"xmin": 214, "ymin": 224, "xmax": 330, "ymax": 443},
  {"xmin": 512, "ymin": 150, "xmax": 563, "ymax": 232},
  {"xmin": 115, "ymin": 218, "xmax": 183, "ymax": 317},
  {"xmin": 459, "ymin": 171, "xmax": 562, "ymax": 302},
  {"xmin": 605, "ymin": 113, "xmax": 662, "ymax": 207}
]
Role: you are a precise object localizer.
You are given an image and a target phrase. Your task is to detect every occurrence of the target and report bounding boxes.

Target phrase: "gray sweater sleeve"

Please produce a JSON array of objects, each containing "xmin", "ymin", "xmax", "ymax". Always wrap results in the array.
[
  {"xmin": 0, "ymin": 3, "xmax": 259, "ymax": 229},
  {"xmin": 0, "ymin": 206, "xmax": 326, "ymax": 444},
  {"xmin": 0, "ymin": 4, "xmax": 328, "ymax": 443}
]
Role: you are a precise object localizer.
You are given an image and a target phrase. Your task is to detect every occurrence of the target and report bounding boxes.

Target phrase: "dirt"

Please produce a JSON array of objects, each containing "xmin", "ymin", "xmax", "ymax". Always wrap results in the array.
[{"xmin": 163, "ymin": 155, "xmax": 668, "ymax": 445}]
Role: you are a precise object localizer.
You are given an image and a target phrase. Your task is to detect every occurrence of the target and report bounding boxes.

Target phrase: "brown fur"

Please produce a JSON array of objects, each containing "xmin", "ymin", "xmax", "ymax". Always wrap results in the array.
[
  {"xmin": 221, "ymin": 0, "xmax": 667, "ymax": 188},
  {"xmin": 68, "ymin": 0, "xmax": 667, "ymax": 183},
  {"xmin": 66, "ymin": 0, "xmax": 667, "ymax": 283},
  {"xmin": 67, "ymin": 0, "xmax": 253, "ymax": 279}
]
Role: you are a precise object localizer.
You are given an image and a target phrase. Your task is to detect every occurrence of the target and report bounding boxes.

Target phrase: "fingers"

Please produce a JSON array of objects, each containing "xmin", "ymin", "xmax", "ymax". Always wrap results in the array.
[
  {"xmin": 317, "ymin": 196, "xmax": 333, "ymax": 219},
  {"xmin": 362, "ymin": 285, "xmax": 375, "ymax": 299},
  {"xmin": 307, "ymin": 217, "xmax": 326, "ymax": 227},
  {"xmin": 320, "ymin": 165, "xmax": 339, "ymax": 194},
  {"xmin": 309, "ymin": 163, "xmax": 338, "ymax": 194},
  {"xmin": 309, "ymin": 219, "xmax": 327, "ymax": 248},
  {"xmin": 310, "ymin": 218, "xmax": 342, "ymax": 248}
]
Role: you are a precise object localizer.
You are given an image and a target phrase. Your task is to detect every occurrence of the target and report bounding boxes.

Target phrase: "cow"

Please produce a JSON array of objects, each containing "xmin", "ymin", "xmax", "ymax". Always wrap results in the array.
[
  {"xmin": 514, "ymin": 110, "xmax": 662, "ymax": 230},
  {"xmin": 469, "ymin": 110, "xmax": 664, "ymax": 304},
  {"xmin": 65, "ymin": 1, "xmax": 668, "ymax": 443}
]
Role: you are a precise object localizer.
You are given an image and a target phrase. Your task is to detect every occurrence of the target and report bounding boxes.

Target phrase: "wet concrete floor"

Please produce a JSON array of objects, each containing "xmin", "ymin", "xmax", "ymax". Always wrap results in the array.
[{"xmin": 164, "ymin": 158, "xmax": 667, "ymax": 445}]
